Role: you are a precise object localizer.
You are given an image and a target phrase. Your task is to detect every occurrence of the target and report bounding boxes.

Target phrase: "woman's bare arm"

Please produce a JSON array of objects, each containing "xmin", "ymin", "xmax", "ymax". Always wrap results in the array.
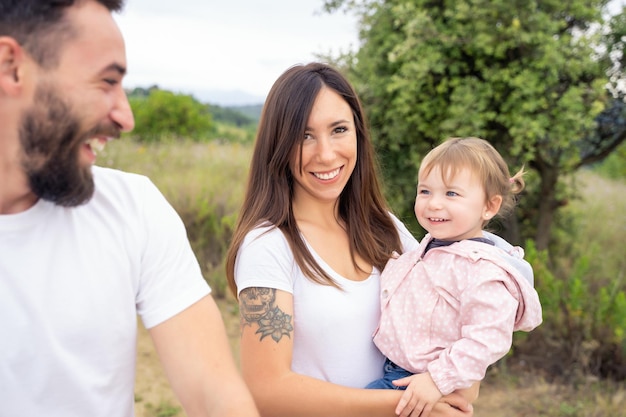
[{"xmin": 238, "ymin": 287, "xmax": 474, "ymax": 417}]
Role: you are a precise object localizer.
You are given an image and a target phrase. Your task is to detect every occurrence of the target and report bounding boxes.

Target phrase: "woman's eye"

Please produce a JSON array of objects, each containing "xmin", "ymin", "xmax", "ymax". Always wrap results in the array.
[{"xmin": 334, "ymin": 126, "xmax": 347, "ymax": 134}]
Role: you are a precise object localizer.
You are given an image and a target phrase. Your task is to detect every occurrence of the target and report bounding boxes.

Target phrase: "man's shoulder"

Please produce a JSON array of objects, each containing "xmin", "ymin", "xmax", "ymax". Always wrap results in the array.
[
  {"xmin": 87, "ymin": 166, "xmax": 161, "ymax": 215},
  {"xmin": 91, "ymin": 166, "xmax": 156, "ymax": 199},
  {"xmin": 92, "ymin": 166, "xmax": 149, "ymax": 188}
]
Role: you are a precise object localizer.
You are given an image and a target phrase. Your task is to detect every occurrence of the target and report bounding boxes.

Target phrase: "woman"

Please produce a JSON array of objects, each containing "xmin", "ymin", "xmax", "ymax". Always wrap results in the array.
[{"xmin": 226, "ymin": 63, "xmax": 525, "ymax": 416}]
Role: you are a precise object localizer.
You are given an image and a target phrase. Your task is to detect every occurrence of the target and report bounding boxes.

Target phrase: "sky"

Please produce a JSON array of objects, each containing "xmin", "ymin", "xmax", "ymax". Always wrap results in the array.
[
  {"xmin": 113, "ymin": 0, "xmax": 359, "ymax": 105},
  {"xmin": 115, "ymin": 0, "xmax": 626, "ymax": 106}
]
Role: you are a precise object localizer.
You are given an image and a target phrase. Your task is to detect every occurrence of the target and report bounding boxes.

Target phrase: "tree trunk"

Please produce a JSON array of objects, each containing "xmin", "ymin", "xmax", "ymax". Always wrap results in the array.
[{"xmin": 534, "ymin": 167, "xmax": 560, "ymax": 250}]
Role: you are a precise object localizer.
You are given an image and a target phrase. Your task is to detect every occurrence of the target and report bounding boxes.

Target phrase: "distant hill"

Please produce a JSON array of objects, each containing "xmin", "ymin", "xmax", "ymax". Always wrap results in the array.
[
  {"xmin": 126, "ymin": 84, "xmax": 265, "ymax": 105},
  {"xmin": 226, "ymin": 104, "xmax": 263, "ymax": 122},
  {"xmin": 207, "ymin": 104, "xmax": 262, "ymax": 127},
  {"xmin": 127, "ymin": 85, "xmax": 263, "ymax": 129}
]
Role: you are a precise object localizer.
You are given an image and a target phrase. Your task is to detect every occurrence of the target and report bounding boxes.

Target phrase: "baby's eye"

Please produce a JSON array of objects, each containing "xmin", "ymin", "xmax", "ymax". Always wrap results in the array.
[
  {"xmin": 446, "ymin": 191, "xmax": 459, "ymax": 197},
  {"xmin": 418, "ymin": 189, "xmax": 430, "ymax": 195}
]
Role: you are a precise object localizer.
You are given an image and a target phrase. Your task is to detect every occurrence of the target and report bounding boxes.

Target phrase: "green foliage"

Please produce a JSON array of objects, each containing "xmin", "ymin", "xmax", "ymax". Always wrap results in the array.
[
  {"xmin": 594, "ymin": 140, "xmax": 626, "ymax": 179},
  {"xmin": 127, "ymin": 85, "xmax": 157, "ymax": 98},
  {"xmin": 516, "ymin": 170, "xmax": 626, "ymax": 380},
  {"xmin": 212, "ymin": 122, "xmax": 257, "ymax": 144},
  {"xmin": 129, "ymin": 89, "xmax": 213, "ymax": 142},
  {"xmin": 337, "ymin": 0, "xmax": 622, "ymax": 248},
  {"xmin": 522, "ymin": 239, "xmax": 626, "ymax": 379},
  {"xmin": 208, "ymin": 103, "xmax": 262, "ymax": 125},
  {"xmin": 507, "ymin": 170, "xmax": 626, "ymax": 380},
  {"xmin": 179, "ymin": 199, "xmax": 238, "ymax": 298},
  {"xmin": 231, "ymin": 104, "xmax": 263, "ymax": 121},
  {"xmin": 556, "ymin": 171, "xmax": 626, "ymax": 300},
  {"xmin": 207, "ymin": 104, "xmax": 259, "ymax": 127}
]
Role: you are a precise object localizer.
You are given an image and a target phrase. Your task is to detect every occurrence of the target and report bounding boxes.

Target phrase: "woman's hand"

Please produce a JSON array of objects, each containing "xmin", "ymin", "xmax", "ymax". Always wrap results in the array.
[
  {"xmin": 431, "ymin": 391, "xmax": 473, "ymax": 417},
  {"xmin": 430, "ymin": 381, "xmax": 480, "ymax": 417}
]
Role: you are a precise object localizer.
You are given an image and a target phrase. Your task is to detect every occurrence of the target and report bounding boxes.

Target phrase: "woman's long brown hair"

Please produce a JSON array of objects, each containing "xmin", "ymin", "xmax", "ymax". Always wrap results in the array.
[{"xmin": 225, "ymin": 62, "xmax": 403, "ymax": 297}]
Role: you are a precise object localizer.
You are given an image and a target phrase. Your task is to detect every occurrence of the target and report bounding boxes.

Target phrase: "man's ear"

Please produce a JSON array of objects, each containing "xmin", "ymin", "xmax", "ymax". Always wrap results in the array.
[{"xmin": 0, "ymin": 36, "xmax": 26, "ymax": 95}]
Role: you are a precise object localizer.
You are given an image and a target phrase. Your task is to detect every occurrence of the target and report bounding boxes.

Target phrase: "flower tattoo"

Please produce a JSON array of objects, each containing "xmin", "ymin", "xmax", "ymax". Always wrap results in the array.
[
  {"xmin": 256, "ymin": 307, "xmax": 294, "ymax": 342},
  {"xmin": 239, "ymin": 287, "xmax": 294, "ymax": 343}
]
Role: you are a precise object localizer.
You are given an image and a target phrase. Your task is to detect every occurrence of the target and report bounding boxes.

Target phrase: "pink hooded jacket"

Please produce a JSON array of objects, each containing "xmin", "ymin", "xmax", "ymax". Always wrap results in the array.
[{"xmin": 373, "ymin": 235, "xmax": 542, "ymax": 395}]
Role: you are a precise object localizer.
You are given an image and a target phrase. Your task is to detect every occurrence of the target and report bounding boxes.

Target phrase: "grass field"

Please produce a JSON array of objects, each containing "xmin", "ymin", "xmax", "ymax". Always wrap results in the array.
[
  {"xmin": 133, "ymin": 301, "xmax": 626, "ymax": 417},
  {"xmin": 98, "ymin": 138, "xmax": 626, "ymax": 417}
]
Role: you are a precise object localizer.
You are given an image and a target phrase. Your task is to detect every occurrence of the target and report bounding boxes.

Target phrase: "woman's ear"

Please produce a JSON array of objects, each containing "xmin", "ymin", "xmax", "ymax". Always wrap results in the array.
[
  {"xmin": 0, "ymin": 37, "xmax": 26, "ymax": 95},
  {"xmin": 484, "ymin": 194, "xmax": 503, "ymax": 220}
]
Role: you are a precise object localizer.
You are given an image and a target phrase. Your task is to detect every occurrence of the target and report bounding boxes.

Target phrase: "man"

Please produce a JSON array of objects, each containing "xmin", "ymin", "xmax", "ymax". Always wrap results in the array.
[{"xmin": 0, "ymin": 1, "xmax": 259, "ymax": 416}]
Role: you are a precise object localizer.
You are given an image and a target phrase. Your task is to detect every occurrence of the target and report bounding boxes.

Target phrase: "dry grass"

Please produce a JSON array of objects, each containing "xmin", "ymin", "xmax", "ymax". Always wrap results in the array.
[
  {"xmin": 103, "ymin": 139, "xmax": 625, "ymax": 416},
  {"xmin": 563, "ymin": 170, "xmax": 626, "ymax": 283},
  {"xmin": 100, "ymin": 138, "xmax": 250, "ymax": 213},
  {"xmin": 134, "ymin": 298, "xmax": 626, "ymax": 417}
]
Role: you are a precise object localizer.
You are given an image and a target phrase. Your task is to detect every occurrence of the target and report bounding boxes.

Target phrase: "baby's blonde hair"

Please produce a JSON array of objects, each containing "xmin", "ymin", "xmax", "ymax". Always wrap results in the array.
[{"xmin": 419, "ymin": 137, "xmax": 525, "ymax": 223}]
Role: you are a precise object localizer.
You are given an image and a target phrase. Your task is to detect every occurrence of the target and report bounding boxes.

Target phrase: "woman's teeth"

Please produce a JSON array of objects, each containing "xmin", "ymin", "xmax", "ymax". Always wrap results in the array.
[{"xmin": 314, "ymin": 168, "xmax": 340, "ymax": 180}]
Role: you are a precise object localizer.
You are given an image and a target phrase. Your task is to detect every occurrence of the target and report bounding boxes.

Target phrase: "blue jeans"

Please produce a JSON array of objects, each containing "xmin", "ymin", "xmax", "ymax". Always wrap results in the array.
[{"xmin": 366, "ymin": 358, "xmax": 413, "ymax": 389}]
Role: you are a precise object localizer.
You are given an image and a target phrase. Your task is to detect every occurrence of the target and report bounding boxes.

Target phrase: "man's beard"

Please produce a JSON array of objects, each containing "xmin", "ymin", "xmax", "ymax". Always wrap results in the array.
[{"xmin": 19, "ymin": 83, "xmax": 119, "ymax": 207}]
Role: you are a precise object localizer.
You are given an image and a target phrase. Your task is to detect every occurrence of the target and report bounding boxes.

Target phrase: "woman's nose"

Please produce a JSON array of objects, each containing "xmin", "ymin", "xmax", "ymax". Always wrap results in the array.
[{"xmin": 316, "ymin": 136, "xmax": 335, "ymax": 162}]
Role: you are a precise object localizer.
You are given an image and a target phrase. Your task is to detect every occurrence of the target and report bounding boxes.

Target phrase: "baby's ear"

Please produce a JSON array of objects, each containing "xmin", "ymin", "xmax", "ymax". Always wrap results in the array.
[
  {"xmin": 485, "ymin": 194, "xmax": 503, "ymax": 218},
  {"xmin": 0, "ymin": 37, "xmax": 27, "ymax": 96}
]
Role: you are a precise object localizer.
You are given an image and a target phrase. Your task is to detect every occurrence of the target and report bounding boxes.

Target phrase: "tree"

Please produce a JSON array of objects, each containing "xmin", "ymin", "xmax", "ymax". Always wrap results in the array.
[
  {"xmin": 326, "ymin": 0, "xmax": 626, "ymax": 249},
  {"xmin": 129, "ymin": 89, "xmax": 213, "ymax": 141}
]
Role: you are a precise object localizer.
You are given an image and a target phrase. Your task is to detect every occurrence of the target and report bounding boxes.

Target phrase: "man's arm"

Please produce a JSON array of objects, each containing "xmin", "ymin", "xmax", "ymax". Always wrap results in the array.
[{"xmin": 149, "ymin": 295, "xmax": 260, "ymax": 417}]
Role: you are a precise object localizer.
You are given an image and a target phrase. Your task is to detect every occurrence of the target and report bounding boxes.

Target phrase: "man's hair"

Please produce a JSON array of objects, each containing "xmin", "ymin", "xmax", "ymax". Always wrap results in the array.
[{"xmin": 0, "ymin": 0, "xmax": 125, "ymax": 67}]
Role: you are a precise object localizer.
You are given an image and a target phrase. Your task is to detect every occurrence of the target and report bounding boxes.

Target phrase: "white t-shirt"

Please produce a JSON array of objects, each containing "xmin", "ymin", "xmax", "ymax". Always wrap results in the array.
[
  {"xmin": 0, "ymin": 166, "xmax": 210, "ymax": 417},
  {"xmin": 234, "ymin": 216, "xmax": 418, "ymax": 388}
]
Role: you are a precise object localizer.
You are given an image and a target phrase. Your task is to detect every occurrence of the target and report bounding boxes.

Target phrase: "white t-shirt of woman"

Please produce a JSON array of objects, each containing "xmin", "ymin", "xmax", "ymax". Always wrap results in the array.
[{"xmin": 234, "ymin": 216, "xmax": 417, "ymax": 388}]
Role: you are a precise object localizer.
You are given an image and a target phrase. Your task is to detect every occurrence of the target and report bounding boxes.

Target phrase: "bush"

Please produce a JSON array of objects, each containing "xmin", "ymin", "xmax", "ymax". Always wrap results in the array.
[
  {"xmin": 129, "ymin": 90, "xmax": 213, "ymax": 141},
  {"xmin": 511, "ymin": 170, "xmax": 626, "ymax": 381},
  {"xmin": 594, "ymin": 140, "xmax": 626, "ymax": 180},
  {"xmin": 517, "ymin": 240, "xmax": 626, "ymax": 380},
  {"xmin": 178, "ymin": 199, "xmax": 238, "ymax": 298}
]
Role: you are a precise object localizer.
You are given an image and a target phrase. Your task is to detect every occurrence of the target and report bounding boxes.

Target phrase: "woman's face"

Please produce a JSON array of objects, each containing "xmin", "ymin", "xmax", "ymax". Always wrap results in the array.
[{"xmin": 290, "ymin": 86, "xmax": 357, "ymax": 207}]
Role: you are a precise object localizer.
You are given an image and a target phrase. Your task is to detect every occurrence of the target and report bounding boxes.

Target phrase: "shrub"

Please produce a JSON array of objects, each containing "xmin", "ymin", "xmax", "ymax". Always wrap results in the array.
[
  {"xmin": 518, "ymin": 240, "xmax": 626, "ymax": 380},
  {"xmin": 129, "ymin": 90, "xmax": 213, "ymax": 141},
  {"xmin": 594, "ymin": 140, "xmax": 626, "ymax": 180}
]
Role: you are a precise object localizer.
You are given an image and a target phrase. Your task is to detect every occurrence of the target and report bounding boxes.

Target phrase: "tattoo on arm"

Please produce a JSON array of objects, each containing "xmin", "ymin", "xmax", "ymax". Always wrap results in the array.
[{"xmin": 239, "ymin": 287, "xmax": 293, "ymax": 343}]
